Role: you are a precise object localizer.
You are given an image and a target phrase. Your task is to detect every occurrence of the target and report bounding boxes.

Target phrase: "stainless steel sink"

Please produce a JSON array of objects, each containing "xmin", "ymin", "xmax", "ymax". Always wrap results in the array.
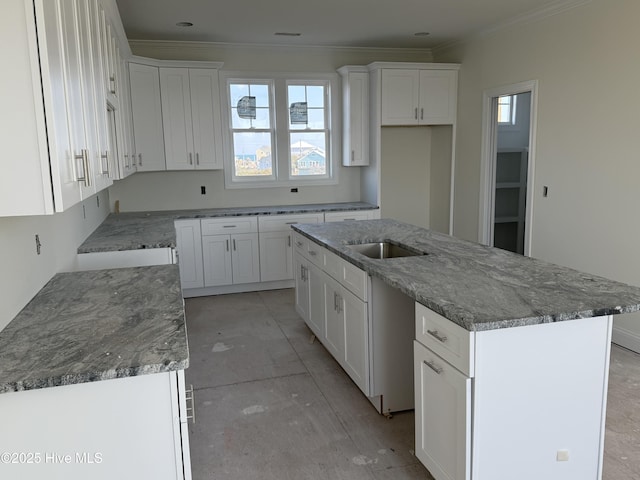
[{"xmin": 346, "ymin": 242, "xmax": 426, "ymax": 259}]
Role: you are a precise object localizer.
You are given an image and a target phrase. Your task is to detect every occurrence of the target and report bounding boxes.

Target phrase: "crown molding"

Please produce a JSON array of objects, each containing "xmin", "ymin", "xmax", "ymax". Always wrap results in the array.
[
  {"xmin": 127, "ymin": 39, "xmax": 433, "ymax": 58},
  {"xmin": 432, "ymin": 0, "xmax": 592, "ymax": 57}
]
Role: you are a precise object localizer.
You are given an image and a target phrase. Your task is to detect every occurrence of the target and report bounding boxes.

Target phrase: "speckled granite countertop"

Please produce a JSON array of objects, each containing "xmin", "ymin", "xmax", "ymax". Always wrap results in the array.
[
  {"xmin": 0, "ymin": 265, "xmax": 188, "ymax": 393},
  {"xmin": 78, "ymin": 202, "xmax": 377, "ymax": 253},
  {"xmin": 292, "ymin": 219, "xmax": 640, "ymax": 332}
]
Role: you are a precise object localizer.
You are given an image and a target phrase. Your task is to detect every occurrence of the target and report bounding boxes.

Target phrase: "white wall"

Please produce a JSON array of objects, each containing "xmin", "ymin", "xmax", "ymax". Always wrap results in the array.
[
  {"xmin": 0, "ymin": 191, "xmax": 110, "ymax": 330},
  {"xmin": 109, "ymin": 42, "xmax": 432, "ymax": 212},
  {"xmin": 435, "ymin": 0, "xmax": 640, "ymax": 350}
]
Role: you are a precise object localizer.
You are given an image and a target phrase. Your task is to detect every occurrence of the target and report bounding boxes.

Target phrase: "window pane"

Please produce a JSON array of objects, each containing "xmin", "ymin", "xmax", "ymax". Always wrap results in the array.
[
  {"xmin": 307, "ymin": 109, "xmax": 325, "ymax": 129},
  {"xmin": 288, "ymin": 85, "xmax": 306, "ymax": 104},
  {"xmin": 306, "ymin": 86, "xmax": 325, "ymax": 108},
  {"xmin": 233, "ymin": 132, "xmax": 273, "ymax": 176},
  {"xmin": 229, "ymin": 84, "xmax": 250, "ymax": 106},
  {"xmin": 290, "ymin": 132, "xmax": 326, "ymax": 176},
  {"xmin": 230, "ymin": 83, "xmax": 271, "ymax": 128},
  {"xmin": 251, "ymin": 84, "xmax": 270, "ymax": 108}
]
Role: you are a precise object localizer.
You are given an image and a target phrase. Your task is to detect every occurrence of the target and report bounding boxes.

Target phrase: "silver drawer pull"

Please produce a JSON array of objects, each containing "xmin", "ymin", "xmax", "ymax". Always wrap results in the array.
[
  {"xmin": 286, "ymin": 221, "xmax": 298, "ymax": 225},
  {"xmin": 309, "ymin": 250, "xmax": 317, "ymax": 256},
  {"xmin": 427, "ymin": 329, "xmax": 448, "ymax": 343},
  {"xmin": 185, "ymin": 384, "xmax": 195, "ymax": 424},
  {"xmin": 296, "ymin": 241, "xmax": 303, "ymax": 247},
  {"xmin": 223, "ymin": 225, "xmax": 237, "ymax": 228},
  {"xmin": 424, "ymin": 360, "xmax": 443, "ymax": 375}
]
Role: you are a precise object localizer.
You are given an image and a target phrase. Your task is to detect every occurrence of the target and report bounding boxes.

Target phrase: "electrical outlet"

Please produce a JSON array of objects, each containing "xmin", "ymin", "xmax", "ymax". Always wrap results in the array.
[
  {"xmin": 201, "ymin": 186, "xmax": 206, "ymax": 195},
  {"xmin": 556, "ymin": 450, "xmax": 569, "ymax": 461},
  {"xmin": 291, "ymin": 188, "xmax": 298, "ymax": 193},
  {"xmin": 543, "ymin": 186, "xmax": 549, "ymax": 197}
]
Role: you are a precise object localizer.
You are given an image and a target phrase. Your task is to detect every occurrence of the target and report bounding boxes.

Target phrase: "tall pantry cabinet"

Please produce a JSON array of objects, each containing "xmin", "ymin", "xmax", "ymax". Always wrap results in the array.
[
  {"xmin": 361, "ymin": 62, "xmax": 459, "ymax": 234},
  {"xmin": 0, "ymin": 0, "xmax": 133, "ymax": 217}
]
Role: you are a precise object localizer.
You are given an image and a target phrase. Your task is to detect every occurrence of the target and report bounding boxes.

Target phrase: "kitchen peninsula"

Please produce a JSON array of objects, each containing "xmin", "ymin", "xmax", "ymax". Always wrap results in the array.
[{"xmin": 291, "ymin": 219, "xmax": 640, "ymax": 480}]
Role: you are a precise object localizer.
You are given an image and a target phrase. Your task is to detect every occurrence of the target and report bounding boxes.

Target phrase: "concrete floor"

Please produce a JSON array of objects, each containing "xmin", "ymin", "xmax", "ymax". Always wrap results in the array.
[{"xmin": 184, "ymin": 289, "xmax": 640, "ymax": 480}]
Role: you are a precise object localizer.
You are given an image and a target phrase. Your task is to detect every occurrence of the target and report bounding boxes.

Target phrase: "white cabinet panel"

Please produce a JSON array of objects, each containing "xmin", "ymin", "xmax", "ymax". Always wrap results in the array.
[
  {"xmin": 175, "ymin": 219, "xmax": 204, "ymax": 289},
  {"xmin": 338, "ymin": 66, "xmax": 369, "ymax": 166},
  {"xmin": 202, "ymin": 235, "xmax": 233, "ymax": 287},
  {"xmin": 160, "ymin": 67, "xmax": 222, "ymax": 170},
  {"xmin": 342, "ymin": 285, "xmax": 370, "ymax": 395},
  {"xmin": 381, "ymin": 68, "xmax": 458, "ymax": 126},
  {"xmin": 230, "ymin": 233, "xmax": 260, "ymax": 284},
  {"xmin": 307, "ymin": 264, "xmax": 326, "ymax": 339},
  {"xmin": 414, "ymin": 340, "xmax": 471, "ymax": 480},
  {"xmin": 324, "ymin": 276, "xmax": 346, "ymax": 361},
  {"xmin": 294, "ymin": 253, "xmax": 311, "ymax": 322},
  {"xmin": 129, "ymin": 63, "xmax": 166, "ymax": 171},
  {"xmin": 259, "ymin": 230, "xmax": 294, "ymax": 282}
]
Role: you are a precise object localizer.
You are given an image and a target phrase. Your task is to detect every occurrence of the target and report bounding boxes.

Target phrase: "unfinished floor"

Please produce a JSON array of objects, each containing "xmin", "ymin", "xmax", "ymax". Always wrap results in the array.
[{"xmin": 185, "ymin": 289, "xmax": 640, "ymax": 480}]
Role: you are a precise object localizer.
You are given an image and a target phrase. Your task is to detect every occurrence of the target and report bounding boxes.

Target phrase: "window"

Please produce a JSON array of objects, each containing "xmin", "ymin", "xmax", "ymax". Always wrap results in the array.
[
  {"xmin": 497, "ymin": 95, "xmax": 517, "ymax": 125},
  {"xmin": 222, "ymin": 73, "xmax": 337, "ymax": 188}
]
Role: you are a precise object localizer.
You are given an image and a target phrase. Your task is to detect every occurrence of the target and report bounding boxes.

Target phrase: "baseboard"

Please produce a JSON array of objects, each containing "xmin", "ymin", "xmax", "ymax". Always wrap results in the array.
[
  {"xmin": 612, "ymin": 325, "xmax": 640, "ymax": 354},
  {"xmin": 182, "ymin": 280, "xmax": 294, "ymax": 298}
]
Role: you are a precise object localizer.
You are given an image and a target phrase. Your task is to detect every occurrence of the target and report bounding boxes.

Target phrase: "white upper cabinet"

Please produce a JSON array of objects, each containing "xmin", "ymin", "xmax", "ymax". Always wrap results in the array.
[
  {"xmin": 380, "ymin": 66, "xmax": 458, "ymax": 126},
  {"xmin": 338, "ymin": 66, "xmax": 369, "ymax": 166},
  {"xmin": 0, "ymin": 0, "xmax": 128, "ymax": 217},
  {"xmin": 129, "ymin": 62, "xmax": 166, "ymax": 172},
  {"xmin": 159, "ymin": 67, "xmax": 223, "ymax": 170}
]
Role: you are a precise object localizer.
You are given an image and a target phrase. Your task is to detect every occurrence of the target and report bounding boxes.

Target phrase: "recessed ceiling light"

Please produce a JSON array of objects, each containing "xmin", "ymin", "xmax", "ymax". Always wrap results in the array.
[
  {"xmin": 176, "ymin": 22, "xmax": 194, "ymax": 27},
  {"xmin": 414, "ymin": 32, "xmax": 430, "ymax": 37},
  {"xmin": 274, "ymin": 32, "xmax": 302, "ymax": 37}
]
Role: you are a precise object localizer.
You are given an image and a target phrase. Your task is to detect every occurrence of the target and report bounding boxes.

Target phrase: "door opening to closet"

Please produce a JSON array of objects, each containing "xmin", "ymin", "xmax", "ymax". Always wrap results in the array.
[{"xmin": 480, "ymin": 81, "xmax": 537, "ymax": 256}]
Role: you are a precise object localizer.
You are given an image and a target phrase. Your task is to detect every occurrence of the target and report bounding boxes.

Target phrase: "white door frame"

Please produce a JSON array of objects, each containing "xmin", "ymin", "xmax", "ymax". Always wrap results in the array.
[{"xmin": 478, "ymin": 80, "xmax": 538, "ymax": 256}]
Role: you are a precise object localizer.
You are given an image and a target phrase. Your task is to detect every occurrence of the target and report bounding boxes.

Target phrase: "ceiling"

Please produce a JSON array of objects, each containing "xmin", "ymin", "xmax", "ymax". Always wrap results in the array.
[{"xmin": 115, "ymin": 0, "xmax": 576, "ymax": 50}]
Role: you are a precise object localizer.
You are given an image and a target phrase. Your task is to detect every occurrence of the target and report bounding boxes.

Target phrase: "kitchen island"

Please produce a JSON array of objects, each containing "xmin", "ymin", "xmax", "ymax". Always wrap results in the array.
[
  {"xmin": 0, "ymin": 265, "xmax": 192, "ymax": 480},
  {"xmin": 291, "ymin": 219, "xmax": 640, "ymax": 480}
]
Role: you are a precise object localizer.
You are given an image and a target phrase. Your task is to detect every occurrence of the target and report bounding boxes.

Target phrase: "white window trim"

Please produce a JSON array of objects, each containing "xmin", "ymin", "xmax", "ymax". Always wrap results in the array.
[{"xmin": 220, "ymin": 71, "xmax": 340, "ymax": 189}]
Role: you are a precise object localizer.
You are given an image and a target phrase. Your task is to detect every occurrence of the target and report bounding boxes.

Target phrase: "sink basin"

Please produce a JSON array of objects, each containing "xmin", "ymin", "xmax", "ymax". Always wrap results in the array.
[{"xmin": 346, "ymin": 242, "xmax": 426, "ymax": 259}]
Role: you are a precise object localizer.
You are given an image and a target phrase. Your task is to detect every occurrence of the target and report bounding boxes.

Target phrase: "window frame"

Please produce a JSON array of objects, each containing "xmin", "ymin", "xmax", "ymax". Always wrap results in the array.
[{"xmin": 220, "ymin": 71, "xmax": 340, "ymax": 189}]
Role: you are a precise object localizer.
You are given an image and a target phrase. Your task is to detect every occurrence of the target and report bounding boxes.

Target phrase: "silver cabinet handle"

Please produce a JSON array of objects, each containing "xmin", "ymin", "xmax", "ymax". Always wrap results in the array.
[
  {"xmin": 421, "ymin": 108, "xmax": 424, "ymax": 120},
  {"xmin": 226, "ymin": 239, "xmax": 229, "ymax": 251},
  {"xmin": 309, "ymin": 250, "xmax": 317, "ymax": 256},
  {"xmin": 351, "ymin": 150, "xmax": 355, "ymax": 162},
  {"xmin": 138, "ymin": 153, "xmax": 142, "ymax": 166},
  {"xmin": 75, "ymin": 150, "xmax": 90, "ymax": 187},
  {"xmin": 124, "ymin": 153, "xmax": 129, "ymax": 169},
  {"xmin": 414, "ymin": 107, "xmax": 418, "ymax": 120},
  {"xmin": 223, "ymin": 225, "xmax": 237, "ymax": 229},
  {"xmin": 333, "ymin": 292, "xmax": 338, "ymax": 311},
  {"xmin": 196, "ymin": 152, "xmax": 200, "ymax": 166},
  {"xmin": 100, "ymin": 151, "xmax": 110, "ymax": 176},
  {"xmin": 233, "ymin": 239, "xmax": 236, "ymax": 251},
  {"xmin": 185, "ymin": 384, "xmax": 195, "ymax": 424},
  {"xmin": 189, "ymin": 153, "xmax": 193, "ymax": 165},
  {"xmin": 109, "ymin": 75, "xmax": 116, "ymax": 95},
  {"xmin": 427, "ymin": 329, "xmax": 448, "ymax": 343},
  {"xmin": 296, "ymin": 241, "xmax": 303, "ymax": 247},
  {"xmin": 285, "ymin": 222, "xmax": 298, "ymax": 225},
  {"xmin": 424, "ymin": 360, "xmax": 443, "ymax": 375},
  {"xmin": 301, "ymin": 265, "xmax": 307, "ymax": 282},
  {"xmin": 288, "ymin": 235, "xmax": 291, "ymax": 247}
]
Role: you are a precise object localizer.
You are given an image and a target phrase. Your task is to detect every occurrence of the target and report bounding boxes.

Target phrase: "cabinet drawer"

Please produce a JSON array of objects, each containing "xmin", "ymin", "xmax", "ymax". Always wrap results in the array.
[
  {"xmin": 323, "ymin": 248, "xmax": 341, "ymax": 279},
  {"xmin": 293, "ymin": 232, "xmax": 309, "ymax": 255},
  {"xmin": 258, "ymin": 213, "xmax": 323, "ymax": 232},
  {"xmin": 201, "ymin": 216, "xmax": 257, "ymax": 235},
  {"xmin": 415, "ymin": 302, "xmax": 474, "ymax": 377},
  {"xmin": 341, "ymin": 260, "xmax": 368, "ymax": 301},
  {"xmin": 324, "ymin": 210, "xmax": 373, "ymax": 222}
]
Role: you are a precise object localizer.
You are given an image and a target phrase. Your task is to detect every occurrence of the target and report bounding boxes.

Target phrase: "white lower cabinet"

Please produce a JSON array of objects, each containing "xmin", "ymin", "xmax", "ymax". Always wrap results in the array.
[
  {"xmin": 0, "ymin": 370, "xmax": 192, "ymax": 480},
  {"xmin": 203, "ymin": 233, "xmax": 260, "ymax": 286},
  {"xmin": 294, "ymin": 232, "xmax": 371, "ymax": 397},
  {"xmin": 414, "ymin": 340, "xmax": 471, "ymax": 480},
  {"xmin": 259, "ymin": 230, "xmax": 294, "ymax": 282},
  {"xmin": 175, "ymin": 219, "xmax": 204, "ymax": 290},
  {"xmin": 414, "ymin": 302, "xmax": 613, "ymax": 480}
]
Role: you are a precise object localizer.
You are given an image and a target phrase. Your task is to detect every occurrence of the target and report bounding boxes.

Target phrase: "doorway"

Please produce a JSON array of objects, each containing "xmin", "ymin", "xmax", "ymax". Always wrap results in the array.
[{"xmin": 479, "ymin": 81, "xmax": 537, "ymax": 256}]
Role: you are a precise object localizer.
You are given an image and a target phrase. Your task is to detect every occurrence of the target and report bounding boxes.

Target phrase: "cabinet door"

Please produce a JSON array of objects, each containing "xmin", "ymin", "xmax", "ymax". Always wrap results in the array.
[
  {"xmin": 414, "ymin": 340, "xmax": 471, "ymax": 480},
  {"xmin": 231, "ymin": 233, "xmax": 260, "ymax": 284},
  {"xmin": 341, "ymin": 286, "xmax": 370, "ymax": 395},
  {"xmin": 323, "ymin": 276, "xmax": 346, "ymax": 362},
  {"xmin": 202, "ymin": 235, "xmax": 233, "ymax": 287},
  {"xmin": 175, "ymin": 220, "xmax": 204, "ymax": 289},
  {"xmin": 307, "ymin": 264, "xmax": 326, "ymax": 339},
  {"xmin": 130, "ymin": 63, "xmax": 166, "ymax": 171},
  {"xmin": 294, "ymin": 253, "xmax": 310, "ymax": 322},
  {"xmin": 342, "ymin": 70, "xmax": 369, "ymax": 166},
  {"xmin": 188, "ymin": 69, "xmax": 223, "ymax": 170},
  {"xmin": 418, "ymin": 70, "xmax": 458, "ymax": 125},
  {"xmin": 259, "ymin": 231, "xmax": 294, "ymax": 282},
  {"xmin": 381, "ymin": 69, "xmax": 420, "ymax": 125},
  {"xmin": 160, "ymin": 67, "xmax": 195, "ymax": 170}
]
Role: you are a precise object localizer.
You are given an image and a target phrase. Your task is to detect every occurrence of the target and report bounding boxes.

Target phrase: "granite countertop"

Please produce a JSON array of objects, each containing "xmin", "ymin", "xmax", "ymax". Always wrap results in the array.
[
  {"xmin": 0, "ymin": 265, "xmax": 188, "ymax": 393},
  {"xmin": 78, "ymin": 202, "xmax": 377, "ymax": 253},
  {"xmin": 292, "ymin": 219, "xmax": 640, "ymax": 332}
]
